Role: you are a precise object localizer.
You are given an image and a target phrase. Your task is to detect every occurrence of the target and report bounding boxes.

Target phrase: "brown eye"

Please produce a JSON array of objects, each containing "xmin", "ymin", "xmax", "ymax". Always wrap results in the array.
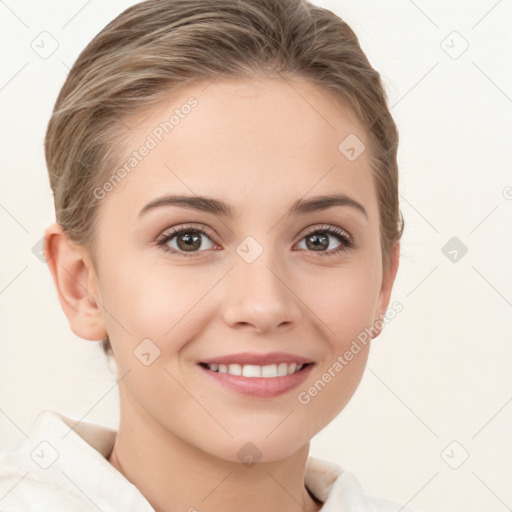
[
  {"xmin": 296, "ymin": 225, "xmax": 353, "ymax": 256},
  {"xmin": 304, "ymin": 232, "xmax": 330, "ymax": 251},
  {"xmin": 175, "ymin": 231, "xmax": 203, "ymax": 251},
  {"xmin": 157, "ymin": 225, "xmax": 216, "ymax": 257}
]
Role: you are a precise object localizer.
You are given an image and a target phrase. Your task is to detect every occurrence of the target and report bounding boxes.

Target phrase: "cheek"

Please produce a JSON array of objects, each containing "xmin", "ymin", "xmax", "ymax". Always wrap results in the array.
[
  {"xmin": 301, "ymin": 260, "xmax": 381, "ymax": 347},
  {"xmin": 295, "ymin": 270, "xmax": 376, "ymax": 427},
  {"xmin": 300, "ymin": 346, "xmax": 370, "ymax": 432},
  {"xmin": 291, "ymin": 262, "xmax": 378, "ymax": 422},
  {"xmin": 99, "ymin": 258, "xmax": 217, "ymax": 354}
]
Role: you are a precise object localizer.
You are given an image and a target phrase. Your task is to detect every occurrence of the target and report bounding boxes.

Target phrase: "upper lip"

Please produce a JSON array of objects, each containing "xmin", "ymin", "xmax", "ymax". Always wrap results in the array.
[{"xmin": 200, "ymin": 351, "xmax": 314, "ymax": 366}]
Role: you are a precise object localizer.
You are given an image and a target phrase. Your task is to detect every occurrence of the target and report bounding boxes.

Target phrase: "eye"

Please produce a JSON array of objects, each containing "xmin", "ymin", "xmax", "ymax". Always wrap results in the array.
[
  {"xmin": 156, "ymin": 223, "xmax": 353, "ymax": 258},
  {"xmin": 156, "ymin": 224, "xmax": 217, "ymax": 257},
  {"xmin": 295, "ymin": 224, "xmax": 353, "ymax": 256}
]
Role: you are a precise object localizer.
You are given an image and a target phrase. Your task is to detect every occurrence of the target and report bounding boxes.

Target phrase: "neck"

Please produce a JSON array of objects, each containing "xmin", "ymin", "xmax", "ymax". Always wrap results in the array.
[{"xmin": 107, "ymin": 391, "xmax": 322, "ymax": 512}]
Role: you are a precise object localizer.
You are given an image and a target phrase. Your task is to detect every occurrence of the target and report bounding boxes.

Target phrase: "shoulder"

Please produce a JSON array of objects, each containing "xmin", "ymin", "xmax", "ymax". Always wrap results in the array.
[
  {"xmin": 306, "ymin": 456, "xmax": 418, "ymax": 512},
  {"xmin": 0, "ymin": 467, "xmax": 93, "ymax": 511},
  {"xmin": 0, "ymin": 413, "xmax": 95, "ymax": 511},
  {"xmin": 0, "ymin": 409, "xmax": 153, "ymax": 511}
]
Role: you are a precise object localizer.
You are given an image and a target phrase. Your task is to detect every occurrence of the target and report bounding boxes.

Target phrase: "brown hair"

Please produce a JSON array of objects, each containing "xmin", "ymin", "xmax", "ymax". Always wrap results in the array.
[{"xmin": 45, "ymin": 0, "xmax": 404, "ymax": 359}]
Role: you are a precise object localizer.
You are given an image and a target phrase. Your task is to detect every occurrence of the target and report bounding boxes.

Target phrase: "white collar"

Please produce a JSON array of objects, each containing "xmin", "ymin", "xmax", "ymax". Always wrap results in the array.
[{"xmin": 5, "ymin": 409, "xmax": 403, "ymax": 511}]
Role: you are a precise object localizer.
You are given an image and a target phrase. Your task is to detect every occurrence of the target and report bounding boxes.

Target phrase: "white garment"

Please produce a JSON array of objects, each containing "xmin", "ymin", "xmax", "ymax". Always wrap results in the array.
[{"xmin": 0, "ymin": 410, "xmax": 416, "ymax": 511}]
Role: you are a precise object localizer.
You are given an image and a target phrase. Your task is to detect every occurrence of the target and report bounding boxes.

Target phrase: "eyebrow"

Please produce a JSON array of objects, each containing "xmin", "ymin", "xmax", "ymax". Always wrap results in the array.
[{"xmin": 138, "ymin": 193, "xmax": 368, "ymax": 220}]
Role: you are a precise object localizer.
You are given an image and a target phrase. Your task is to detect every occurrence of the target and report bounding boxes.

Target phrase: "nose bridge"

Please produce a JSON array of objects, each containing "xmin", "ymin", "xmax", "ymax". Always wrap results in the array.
[
  {"xmin": 222, "ymin": 239, "xmax": 302, "ymax": 331},
  {"xmin": 239, "ymin": 249, "xmax": 286, "ymax": 298}
]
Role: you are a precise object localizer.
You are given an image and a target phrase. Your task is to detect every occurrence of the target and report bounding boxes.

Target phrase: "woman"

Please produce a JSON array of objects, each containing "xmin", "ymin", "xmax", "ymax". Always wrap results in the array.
[{"xmin": 0, "ymin": 0, "xmax": 412, "ymax": 510}]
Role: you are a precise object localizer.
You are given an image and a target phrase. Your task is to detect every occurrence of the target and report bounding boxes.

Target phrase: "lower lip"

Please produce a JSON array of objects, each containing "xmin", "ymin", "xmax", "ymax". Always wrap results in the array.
[{"xmin": 198, "ymin": 364, "xmax": 314, "ymax": 398}]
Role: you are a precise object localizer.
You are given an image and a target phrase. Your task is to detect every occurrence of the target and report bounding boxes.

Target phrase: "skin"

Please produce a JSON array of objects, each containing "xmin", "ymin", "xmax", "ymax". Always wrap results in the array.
[{"xmin": 45, "ymin": 76, "xmax": 400, "ymax": 512}]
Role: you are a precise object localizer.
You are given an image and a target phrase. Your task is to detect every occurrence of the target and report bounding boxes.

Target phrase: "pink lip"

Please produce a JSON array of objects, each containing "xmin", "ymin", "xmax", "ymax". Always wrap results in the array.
[
  {"xmin": 198, "ymin": 362, "xmax": 315, "ymax": 398},
  {"xmin": 199, "ymin": 351, "xmax": 313, "ymax": 366}
]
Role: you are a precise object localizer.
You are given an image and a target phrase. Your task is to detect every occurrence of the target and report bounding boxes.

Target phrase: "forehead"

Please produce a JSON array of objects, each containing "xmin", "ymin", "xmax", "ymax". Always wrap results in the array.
[{"xmin": 103, "ymin": 76, "xmax": 377, "ymax": 221}]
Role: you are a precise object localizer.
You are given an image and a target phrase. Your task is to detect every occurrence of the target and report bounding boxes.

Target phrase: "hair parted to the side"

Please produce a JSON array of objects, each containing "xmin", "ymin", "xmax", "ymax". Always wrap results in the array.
[{"xmin": 45, "ymin": 0, "xmax": 404, "ymax": 360}]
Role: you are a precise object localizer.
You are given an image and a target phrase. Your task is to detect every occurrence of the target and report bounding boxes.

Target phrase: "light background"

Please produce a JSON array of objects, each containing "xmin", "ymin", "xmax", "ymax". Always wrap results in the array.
[{"xmin": 0, "ymin": 1, "xmax": 511, "ymax": 511}]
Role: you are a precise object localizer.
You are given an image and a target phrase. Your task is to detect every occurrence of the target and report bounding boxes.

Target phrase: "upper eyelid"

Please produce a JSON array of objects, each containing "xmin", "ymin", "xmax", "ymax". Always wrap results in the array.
[
  {"xmin": 298, "ymin": 223, "xmax": 351, "ymax": 240},
  {"xmin": 159, "ymin": 223, "xmax": 216, "ymax": 239}
]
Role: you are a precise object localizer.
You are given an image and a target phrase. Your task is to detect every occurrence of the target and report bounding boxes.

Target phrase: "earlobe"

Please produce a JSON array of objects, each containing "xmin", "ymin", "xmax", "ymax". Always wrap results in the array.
[{"xmin": 44, "ymin": 223, "xmax": 107, "ymax": 341}]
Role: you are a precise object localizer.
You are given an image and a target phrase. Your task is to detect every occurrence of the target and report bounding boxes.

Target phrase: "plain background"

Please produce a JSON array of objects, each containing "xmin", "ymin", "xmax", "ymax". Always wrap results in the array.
[{"xmin": 0, "ymin": 1, "xmax": 511, "ymax": 511}]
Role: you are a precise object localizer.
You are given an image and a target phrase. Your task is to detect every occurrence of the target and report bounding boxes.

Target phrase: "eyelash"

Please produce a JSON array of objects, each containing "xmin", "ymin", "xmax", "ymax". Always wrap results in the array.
[{"xmin": 156, "ymin": 223, "xmax": 353, "ymax": 258}]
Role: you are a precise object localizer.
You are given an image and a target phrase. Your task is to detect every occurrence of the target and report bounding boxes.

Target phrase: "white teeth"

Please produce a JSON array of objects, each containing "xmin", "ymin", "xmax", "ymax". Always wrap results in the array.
[
  {"xmin": 261, "ymin": 364, "xmax": 276, "ymax": 377},
  {"xmin": 228, "ymin": 364, "xmax": 242, "ymax": 376},
  {"xmin": 242, "ymin": 364, "xmax": 261, "ymax": 377},
  {"xmin": 277, "ymin": 362, "xmax": 288, "ymax": 376},
  {"xmin": 206, "ymin": 362, "xmax": 305, "ymax": 377}
]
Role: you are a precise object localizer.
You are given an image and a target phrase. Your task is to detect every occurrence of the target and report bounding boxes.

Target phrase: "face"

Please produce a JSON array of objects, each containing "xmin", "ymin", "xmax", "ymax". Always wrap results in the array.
[{"xmin": 87, "ymin": 76, "xmax": 396, "ymax": 462}]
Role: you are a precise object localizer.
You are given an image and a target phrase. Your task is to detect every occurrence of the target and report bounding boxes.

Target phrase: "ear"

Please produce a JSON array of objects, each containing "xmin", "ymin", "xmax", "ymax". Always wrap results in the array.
[
  {"xmin": 44, "ymin": 223, "xmax": 107, "ymax": 341},
  {"xmin": 372, "ymin": 241, "xmax": 401, "ymax": 339}
]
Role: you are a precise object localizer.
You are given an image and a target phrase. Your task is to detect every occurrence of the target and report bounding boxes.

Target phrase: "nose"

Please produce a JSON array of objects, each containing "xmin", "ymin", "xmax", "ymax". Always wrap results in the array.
[{"xmin": 221, "ymin": 252, "xmax": 303, "ymax": 334}]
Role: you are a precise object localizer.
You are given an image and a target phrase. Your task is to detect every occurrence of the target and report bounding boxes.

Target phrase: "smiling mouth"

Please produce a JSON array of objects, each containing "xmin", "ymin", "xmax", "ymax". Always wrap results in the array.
[{"xmin": 198, "ymin": 362, "xmax": 312, "ymax": 378}]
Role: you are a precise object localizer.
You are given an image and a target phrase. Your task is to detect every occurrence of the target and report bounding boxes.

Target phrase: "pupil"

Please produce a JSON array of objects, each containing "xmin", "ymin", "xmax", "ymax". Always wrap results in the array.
[
  {"xmin": 307, "ymin": 233, "xmax": 328, "ymax": 251},
  {"xmin": 178, "ymin": 232, "xmax": 201, "ymax": 251}
]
